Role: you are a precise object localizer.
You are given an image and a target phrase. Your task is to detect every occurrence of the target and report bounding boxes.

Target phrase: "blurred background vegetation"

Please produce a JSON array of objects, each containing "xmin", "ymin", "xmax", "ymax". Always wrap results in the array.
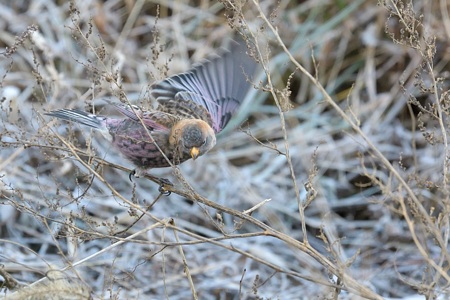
[{"xmin": 1, "ymin": 0, "xmax": 450, "ymax": 299}]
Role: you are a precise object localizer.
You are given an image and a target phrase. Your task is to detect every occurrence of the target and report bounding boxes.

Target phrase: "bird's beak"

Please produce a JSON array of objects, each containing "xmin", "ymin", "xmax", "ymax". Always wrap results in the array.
[{"xmin": 190, "ymin": 147, "xmax": 199, "ymax": 160}]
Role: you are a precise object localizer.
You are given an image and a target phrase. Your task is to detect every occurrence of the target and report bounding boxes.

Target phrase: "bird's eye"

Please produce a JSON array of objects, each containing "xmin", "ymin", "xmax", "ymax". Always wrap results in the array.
[{"xmin": 202, "ymin": 140, "xmax": 207, "ymax": 146}]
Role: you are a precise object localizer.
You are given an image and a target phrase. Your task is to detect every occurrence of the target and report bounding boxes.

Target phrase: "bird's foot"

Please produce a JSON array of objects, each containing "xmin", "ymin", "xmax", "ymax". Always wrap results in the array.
[
  {"xmin": 129, "ymin": 168, "xmax": 147, "ymax": 182},
  {"xmin": 157, "ymin": 178, "xmax": 173, "ymax": 196},
  {"xmin": 129, "ymin": 169, "xmax": 173, "ymax": 195},
  {"xmin": 129, "ymin": 169, "xmax": 137, "ymax": 182}
]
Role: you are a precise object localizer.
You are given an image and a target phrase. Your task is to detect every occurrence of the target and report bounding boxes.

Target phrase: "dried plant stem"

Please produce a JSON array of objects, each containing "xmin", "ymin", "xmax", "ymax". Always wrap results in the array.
[
  {"xmin": 248, "ymin": 0, "xmax": 307, "ymax": 245},
  {"xmin": 255, "ymin": 0, "xmax": 450, "ymax": 273},
  {"xmin": 171, "ymin": 219, "xmax": 198, "ymax": 300},
  {"xmin": 9, "ymin": 221, "xmax": 164, "ymax": 294},
  {"xmin": 46, "ymin": 127, "xmax": 150, "ymax": 214},
  {"xmin": 160, "ymin": 182, "xmax": 382, "ymax": 299}
]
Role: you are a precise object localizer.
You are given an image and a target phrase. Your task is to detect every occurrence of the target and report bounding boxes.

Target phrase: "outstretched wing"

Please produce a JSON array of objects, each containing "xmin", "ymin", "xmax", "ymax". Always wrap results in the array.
[{"xmin": 151, "ymin": 41, "xmax": 257, "ymax": 133}]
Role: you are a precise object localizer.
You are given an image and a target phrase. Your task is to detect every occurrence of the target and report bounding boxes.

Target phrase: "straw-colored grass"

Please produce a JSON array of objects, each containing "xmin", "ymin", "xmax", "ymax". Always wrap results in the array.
[{"xmin": 1, "ymin": 0, "xmax": 450, "ymax": 299}]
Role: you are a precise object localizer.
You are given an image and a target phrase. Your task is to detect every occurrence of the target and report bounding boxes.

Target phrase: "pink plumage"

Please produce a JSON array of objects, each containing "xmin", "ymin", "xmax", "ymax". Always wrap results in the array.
[{"xmin": 46, "ymin": 41, "xmax": 257, "ymax": 174}]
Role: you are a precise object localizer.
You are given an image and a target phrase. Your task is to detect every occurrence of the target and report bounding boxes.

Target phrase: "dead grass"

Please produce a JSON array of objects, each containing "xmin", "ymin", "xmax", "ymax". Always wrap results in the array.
[{"xmin": 1, "ymin": 0, "xmax": 450, "ymax": 299}]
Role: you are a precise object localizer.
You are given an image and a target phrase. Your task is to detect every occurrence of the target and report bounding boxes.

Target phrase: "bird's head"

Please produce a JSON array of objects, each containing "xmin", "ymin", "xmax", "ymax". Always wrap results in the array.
[{"xmin": 170, "ymin": 119, "xmax": 216, "ymax": 160}]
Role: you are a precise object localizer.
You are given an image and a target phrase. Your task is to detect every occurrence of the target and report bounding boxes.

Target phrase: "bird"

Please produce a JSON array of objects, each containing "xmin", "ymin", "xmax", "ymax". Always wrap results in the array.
[{"xmin": 46, "ymin": 40, "xmax": 257, "ymax": 183}]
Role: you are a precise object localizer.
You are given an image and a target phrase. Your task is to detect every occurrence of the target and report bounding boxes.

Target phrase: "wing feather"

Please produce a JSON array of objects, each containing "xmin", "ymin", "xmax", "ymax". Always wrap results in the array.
[{"xmin": 151, "ymin": 41, "xmax": 257, "ymax": 133}]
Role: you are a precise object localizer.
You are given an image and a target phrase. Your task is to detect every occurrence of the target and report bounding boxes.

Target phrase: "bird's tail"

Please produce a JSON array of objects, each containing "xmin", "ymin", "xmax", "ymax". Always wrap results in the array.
[{"xmin": 45, "ymin": 109, "xmax": 103, "ymax": 129}]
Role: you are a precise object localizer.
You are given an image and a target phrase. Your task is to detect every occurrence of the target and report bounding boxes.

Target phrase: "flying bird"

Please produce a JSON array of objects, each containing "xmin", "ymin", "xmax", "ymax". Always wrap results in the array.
[{"xmin": 46, "ymin": 41, "xmax": 257, "ymax": 182}]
